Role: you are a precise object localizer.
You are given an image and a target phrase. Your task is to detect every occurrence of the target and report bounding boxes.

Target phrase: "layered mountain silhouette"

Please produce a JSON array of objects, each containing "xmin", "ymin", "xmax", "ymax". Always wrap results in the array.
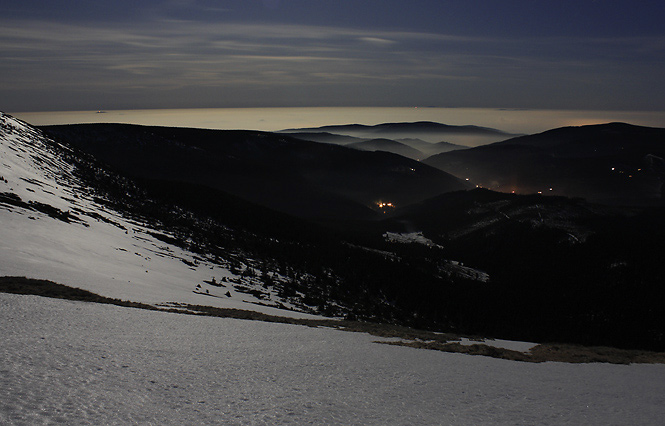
[
  {"xmin": 346, "ymin": 138, "xmax": 424, "ymax": 160},
  {"xmin": 416, "ymin": 140, "xmax": 468, "ymax": 157},
  {"xmin": 281, "ymin": 131, "xmax": 366, "ymax": 145},
  {"xmin": 42, "ymin": 124, "xmax": 469, "ymax": 221},
  {"xmin": 284, "ymin": 132, "xmax": 467, "ymax": 160},
  {"xmin": 282, "ymin": 121, "xmax": 517, "ymax": 146},
  {"xmin": 424, "ymin": 123, "xmax": 665, "ymax": 206}
]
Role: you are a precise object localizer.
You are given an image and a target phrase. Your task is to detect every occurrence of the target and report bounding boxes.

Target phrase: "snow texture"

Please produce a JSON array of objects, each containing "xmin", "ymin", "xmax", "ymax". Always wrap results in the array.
[
  {"xmin": 383, "ymin": 231, "xmax": 443, "ymax": 248},
  {"xmin": 2, "ymin": 293, "xmax": 665, "ymax": 425},
  {"xmin": 439, "ymin": 260, "xmax": 491, "ymax": 283}
]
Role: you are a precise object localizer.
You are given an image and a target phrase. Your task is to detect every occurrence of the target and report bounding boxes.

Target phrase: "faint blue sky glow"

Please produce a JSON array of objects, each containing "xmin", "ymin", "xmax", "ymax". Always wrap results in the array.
[{"xmin": 2, "ymin": 1, "xmax": 664, "ymax": 112}]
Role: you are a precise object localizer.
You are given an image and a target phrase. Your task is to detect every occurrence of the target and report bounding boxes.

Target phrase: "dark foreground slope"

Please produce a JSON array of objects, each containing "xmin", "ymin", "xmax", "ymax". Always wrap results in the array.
[
  {"xmin": 42, "ymin": 124, "xmax": 467, "ymax": 220},
  {"xmin": 424, "ymin": 123, "xmax": 665, "ymax": 206}
]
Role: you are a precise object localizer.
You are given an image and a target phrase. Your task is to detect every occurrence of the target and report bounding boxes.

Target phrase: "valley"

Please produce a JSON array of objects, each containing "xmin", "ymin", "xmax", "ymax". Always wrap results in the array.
[
  {"xmin": 2, "ymin": 112, "xmax": 664, "ymax": 351},
  {"xmin": 3, "ymin": 110, "xmax": 665, "ymax": 424}
]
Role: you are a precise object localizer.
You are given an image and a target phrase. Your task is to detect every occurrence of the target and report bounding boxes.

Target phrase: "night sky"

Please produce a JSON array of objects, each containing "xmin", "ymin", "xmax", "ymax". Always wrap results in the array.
[{"xmin": 2, "ymin": 0, "xmax": 665, "ymax": 112}]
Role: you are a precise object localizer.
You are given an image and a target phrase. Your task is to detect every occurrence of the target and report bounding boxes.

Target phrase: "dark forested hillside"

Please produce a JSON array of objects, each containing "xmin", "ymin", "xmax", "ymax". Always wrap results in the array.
[
  {"xmin": 424, "ymin": 123, "xmax": 665, "ymax": 206},
  {"xmin": 386, "ymin": 189, "xmax": 665, "ymax": 350}
]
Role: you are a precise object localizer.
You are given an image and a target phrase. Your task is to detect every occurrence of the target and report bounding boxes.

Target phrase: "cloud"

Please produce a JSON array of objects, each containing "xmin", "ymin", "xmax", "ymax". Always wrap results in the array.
[
  {"xmin": 1, "ymin": 17, "xmax": 664, "ymax": 111},
  {"xmin": 358, "ymin": 37, "xmax": 396, "ymax": 45}
]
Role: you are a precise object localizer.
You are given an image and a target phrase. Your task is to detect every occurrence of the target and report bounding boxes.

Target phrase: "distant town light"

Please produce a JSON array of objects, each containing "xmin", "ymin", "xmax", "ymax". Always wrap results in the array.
[{"xmin": 376, "ymin": 201, "xmax": 396, "ymax": 210}]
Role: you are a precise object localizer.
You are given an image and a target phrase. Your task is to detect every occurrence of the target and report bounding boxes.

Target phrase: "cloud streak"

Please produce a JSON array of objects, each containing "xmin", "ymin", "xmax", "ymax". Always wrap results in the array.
[{"xmin": 2, "ymin": 16, "xmax": 664, "ymax": 111}]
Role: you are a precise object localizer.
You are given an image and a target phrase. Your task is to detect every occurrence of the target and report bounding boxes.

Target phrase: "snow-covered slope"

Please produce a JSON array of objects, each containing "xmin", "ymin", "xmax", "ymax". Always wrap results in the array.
[
  {"xmin": 0, "ymin": 112, "xmax": 316, "ymax": 318},
  {"xmin": 3, "ymin": 292, "xmax": 665, "ymax": 425}
]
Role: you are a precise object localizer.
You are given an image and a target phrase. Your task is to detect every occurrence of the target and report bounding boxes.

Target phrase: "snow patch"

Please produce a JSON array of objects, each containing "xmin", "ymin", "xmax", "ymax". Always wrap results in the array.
[
  {"xmin": 439, "ymin": 260, "xmax": 490, "ymax": 283},
  {"xmin": 383, "ymin": 231, "xmax": 443, "ymax": 248}
]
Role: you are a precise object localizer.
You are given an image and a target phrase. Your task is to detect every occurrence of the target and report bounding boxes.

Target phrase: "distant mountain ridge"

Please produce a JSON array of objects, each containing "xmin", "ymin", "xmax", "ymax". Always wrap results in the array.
[
  {"xmin": 282, "ymin": 132, "xmax": 367, "ymax": 145},
  {"xmin": 346, "ymin": 138, "xmax": 424, "ymax": 160},
  {"xmin": 424, "ymin": 122, "xmax": 665, "ymax": 206},
  {"xmin": 419, "ymin": 140, "xmax": 468, "ymax": 157},
  {"xmin": 281, "ymin": 121, "xmax": 518, "ymax": 146},
  {"xmin": 283, "ymin": 132, "xmax": 467, "ymax": 160},
  {"xmin": 498, "ymin": 122, "xmax": 665, "ymax": 154},
  {"xmin": 283, "ymin": 121, "xmax": 510, "ymax": 135}
]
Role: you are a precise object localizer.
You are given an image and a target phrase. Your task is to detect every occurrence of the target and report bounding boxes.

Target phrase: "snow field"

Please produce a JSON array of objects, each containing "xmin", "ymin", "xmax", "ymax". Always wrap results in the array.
[{"xmin": 2, "ymin": 293, "xmax": 665, "ymax": 426}]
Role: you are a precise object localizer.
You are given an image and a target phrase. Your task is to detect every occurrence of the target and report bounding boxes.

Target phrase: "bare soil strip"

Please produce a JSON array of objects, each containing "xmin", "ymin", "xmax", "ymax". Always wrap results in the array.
[{"xmin": 2, "ymin": 276, "xmax": 664, "ymax": 364}]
